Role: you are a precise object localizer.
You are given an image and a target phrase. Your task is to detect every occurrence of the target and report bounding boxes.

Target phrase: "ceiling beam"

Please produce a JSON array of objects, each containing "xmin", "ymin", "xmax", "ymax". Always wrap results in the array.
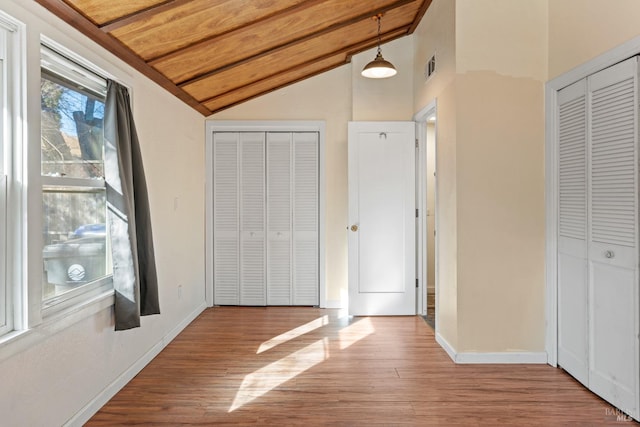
[
  {"xmin": 99, "ymin": 0, "xmax": 190, "ymax": 33},
  {"xmin": 34, "ymin": 0, "xmax": 211, "ymax": 116}
]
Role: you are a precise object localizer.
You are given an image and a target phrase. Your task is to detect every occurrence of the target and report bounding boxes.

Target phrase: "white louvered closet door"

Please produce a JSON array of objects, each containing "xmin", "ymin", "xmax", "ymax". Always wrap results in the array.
[
  {"xmin": 239, "ymin": 133, "xmax": 267, "ymax": 305},
  {"xmin": 557, "ymin": 79, "xmax": 589, "ymax": 386},
  {"xmin": 587, "ymin": 57, "xmax": 638, "ymax": 417},
  {"xmin": 213, "ymin": 130, "xmax": 319, "ymax": 307},
  {"xmin": 557, "ymin": 56, "xmax": 640, "ymax": 420},
  {"xmin": 293, "ymin": 132, "xmax": 319, "ymax": 305},
  {"xmin": 266, "ymin": 133, "xmax": 292, "ymax": 305},
  {"xmin": 213, "ymin": 133, "xmax": 240, "ymax": 305}
]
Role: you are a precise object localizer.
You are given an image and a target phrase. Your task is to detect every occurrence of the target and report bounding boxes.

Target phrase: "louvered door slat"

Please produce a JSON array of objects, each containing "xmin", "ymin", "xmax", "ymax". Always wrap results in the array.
[
  {"xmin": 213, "ymin": 133, "xmax": 239, "ymax": 305},
  {"xmin": 266, "ymin": 132, "xmax": 292, "ymax": 305},
  {"xmin": 293, "ymin": 132, "xmax": 319, "ymax": 305},
  {"xmin": 590, "ymin": 76, "xmax": 636, "ymax": 247},
  {"xmin": 559, "ymin": 88, "xmax": 587, "ymax": 241},
  {"xmin": 240, "ymin": 132, "xmax": 266, "ymax": 306}
]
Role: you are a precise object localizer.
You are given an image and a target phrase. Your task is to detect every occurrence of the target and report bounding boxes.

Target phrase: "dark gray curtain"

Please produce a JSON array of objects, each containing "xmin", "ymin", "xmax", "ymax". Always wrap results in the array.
[{"xmin": 104, "ymin": 80, "xmax": 160, "ymax": 331}]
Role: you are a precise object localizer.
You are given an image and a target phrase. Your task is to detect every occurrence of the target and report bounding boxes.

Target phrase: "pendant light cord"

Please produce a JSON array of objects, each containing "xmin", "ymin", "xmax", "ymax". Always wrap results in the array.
[{"xmin": 376, "ymin": 14, "xmax": 382, "ymax": 55}]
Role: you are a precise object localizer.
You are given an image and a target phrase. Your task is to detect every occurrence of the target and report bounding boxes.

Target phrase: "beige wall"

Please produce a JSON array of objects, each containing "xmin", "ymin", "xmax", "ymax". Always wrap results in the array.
[
  {"xmin": 352, "ymin": 37, "xmax": 415, "ymax": 120},
  {"xmin": 455, "ymin": 71, "xmax": 545, "ymax": 351},
  {"xmin": 457, "ymin": 0, "xmax": 548, "ymax": 80},
  {"xmin": 413, "ymin": 0, "xmax": 457, "ymax": 112},
  {"xmin": 0, "ymin": 2, "xmax": 206, "ymax": 425},
  {"xmin": 414, "ymin": 0, "xmax": 547, "ymax": 352},
  {"xmin": 412, "ymin": 0, "xmax": 640, "ymax": 354},
  {"xmin": 454, "ymin": 0, "xmax": 547, "ymax": 352},
  {"xmin": 549, "ymin": 0, "xmax": 640, "ymax": 79},
  {"xmin": 427, "ymin": 0, "xmax": 640, "ymax": 354}
]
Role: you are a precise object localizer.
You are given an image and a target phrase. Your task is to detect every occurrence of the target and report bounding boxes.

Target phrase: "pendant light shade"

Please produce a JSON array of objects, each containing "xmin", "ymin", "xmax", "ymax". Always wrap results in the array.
[
  {"xmin": 361, "ymin": 49, "xmax": 397, "ymax": 78},
  {"xmin": 362, "ymin": 14, "xmax": 397, "ymax": 79}
]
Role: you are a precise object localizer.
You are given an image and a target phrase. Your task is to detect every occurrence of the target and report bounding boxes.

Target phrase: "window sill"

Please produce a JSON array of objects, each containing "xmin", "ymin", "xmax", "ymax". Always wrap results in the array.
[
  {"xmin": 42, "ymin": 276, "xmax": 114, "ymax": 318},
  {"xmin": 0, "ymin": 289, "xmax": 114, "ymax": 363}
]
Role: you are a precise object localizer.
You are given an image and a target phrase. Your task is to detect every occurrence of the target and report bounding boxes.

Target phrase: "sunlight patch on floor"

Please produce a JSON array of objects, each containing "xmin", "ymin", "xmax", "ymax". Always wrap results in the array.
[
  {"xmin": 230, "ymin": 337, "xmax": 330, "ymax": 412},
  {"xmin": 257, "ymin": 315, "xmax": 329, "ymax": 354},
  {"xmin": 338, "ymin": 317, "xmax": 375, "ymax": 350}
]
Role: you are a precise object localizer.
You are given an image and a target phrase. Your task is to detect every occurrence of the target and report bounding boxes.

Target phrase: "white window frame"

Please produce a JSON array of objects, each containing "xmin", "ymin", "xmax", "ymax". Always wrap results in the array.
[
  {"xmin": 39, "ymin": 41, "xmax": 113, "ymax": 318},
  {"xmin": 0, "ymin": 17, "xmax": 10, "ymax": 336},
  {"xmin": 0, "ymin": 11, "xmax": 25, "ymax": 338}
]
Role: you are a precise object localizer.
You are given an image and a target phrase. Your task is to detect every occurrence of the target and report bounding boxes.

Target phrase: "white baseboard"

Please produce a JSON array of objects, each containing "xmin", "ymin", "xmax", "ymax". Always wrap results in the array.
[
  {"xmin": 436, "ymin": 332, "xmax": 548, "ymax": 364},
  {"xmin": 65, "ymin": 302, "xmax": 207, "ymax": 427},
  {"xmin": 435, "ymin": 332, "xmax": 457, "ymax": 362},
  {"xmin": 455, "ymin": 351, "xmax": 548, "ymax": 364}
]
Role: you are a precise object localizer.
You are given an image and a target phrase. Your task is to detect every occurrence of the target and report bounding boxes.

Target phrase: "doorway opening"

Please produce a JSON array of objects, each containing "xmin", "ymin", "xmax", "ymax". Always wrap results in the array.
[{"xmin": 415, "ymin": 103, "xmax": 437, "ymax": 329}]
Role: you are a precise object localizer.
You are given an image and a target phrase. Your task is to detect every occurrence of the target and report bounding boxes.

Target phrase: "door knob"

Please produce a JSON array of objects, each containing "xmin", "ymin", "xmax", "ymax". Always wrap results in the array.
[
  {"xmin": 351, "ymin": 225, "xmax": 359, "ymax": 232},
  {"xmin": 605, "ymin": 250, "xmax": 615, "ymax": 259}
]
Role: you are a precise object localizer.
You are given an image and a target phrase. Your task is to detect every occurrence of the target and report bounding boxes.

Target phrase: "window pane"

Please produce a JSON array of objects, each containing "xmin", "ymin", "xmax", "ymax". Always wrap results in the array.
[
  {"xmin": 42, "ymin": 188, "xmax": 111, "ymax": 301},
  {"xmin": 41, "ymin": 74, "xmax": 105, "ymax": 179}
]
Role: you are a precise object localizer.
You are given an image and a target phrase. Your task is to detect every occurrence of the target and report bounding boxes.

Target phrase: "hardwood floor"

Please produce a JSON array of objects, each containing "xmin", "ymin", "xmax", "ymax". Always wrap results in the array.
[{"xmin": 88, "ymin": 307, "xmax": 633, "ymax": 425}]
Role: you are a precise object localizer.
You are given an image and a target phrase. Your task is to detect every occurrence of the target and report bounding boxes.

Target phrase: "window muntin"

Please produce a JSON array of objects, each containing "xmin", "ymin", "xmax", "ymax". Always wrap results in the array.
[{"xmin": 40, "ymin": 46, "xmax": 112, "ymax": 307}]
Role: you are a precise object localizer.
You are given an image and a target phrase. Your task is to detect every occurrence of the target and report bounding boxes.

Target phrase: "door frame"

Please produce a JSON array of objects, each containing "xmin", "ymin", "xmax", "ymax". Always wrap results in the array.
[
  {"xmin": 205, "ymin": 120, "xmax": 326, "ymax": 308},
  {"xmin": 347, "ymin": 121, "xmax": 417, "ymax": 315},
  {"xmin": 414, "ymin": 101, "xmax": 438, "ymax": 322},
  {"xmin": 545, "ymin": 35, "xmax": 640, "ymax": 366}
]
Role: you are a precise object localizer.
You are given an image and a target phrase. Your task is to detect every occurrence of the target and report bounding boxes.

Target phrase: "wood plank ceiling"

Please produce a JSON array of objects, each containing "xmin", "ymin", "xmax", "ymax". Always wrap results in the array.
[{"xmin": 35, "ymin": 0, "xmax": 433, "ymax": 116}]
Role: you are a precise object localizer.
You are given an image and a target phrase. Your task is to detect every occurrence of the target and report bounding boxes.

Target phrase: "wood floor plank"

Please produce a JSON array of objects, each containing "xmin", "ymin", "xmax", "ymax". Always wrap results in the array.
[{"xmin": 87, "ymin": 307, "xmax": 635, "ymax": 425}]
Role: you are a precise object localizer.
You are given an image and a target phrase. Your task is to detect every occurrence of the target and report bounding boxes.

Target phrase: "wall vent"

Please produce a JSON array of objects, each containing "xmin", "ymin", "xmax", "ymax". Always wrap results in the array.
[{"xmin": 425, "ymin": 54, "xmax": 436, "ymax": 80}]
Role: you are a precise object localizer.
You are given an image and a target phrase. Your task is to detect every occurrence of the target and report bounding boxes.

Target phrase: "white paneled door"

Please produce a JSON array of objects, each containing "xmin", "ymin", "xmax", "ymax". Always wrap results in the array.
[
  {"xmin": 348, "ymin": 122, "xmax": 416, "ymax": 316},
  {"xmin": 557, "ymin": 56, "xmax": 640, "ymax": 420},
  {"xmin": 213, "ymin": 131, "xmax": 319, "ymax": 307}
]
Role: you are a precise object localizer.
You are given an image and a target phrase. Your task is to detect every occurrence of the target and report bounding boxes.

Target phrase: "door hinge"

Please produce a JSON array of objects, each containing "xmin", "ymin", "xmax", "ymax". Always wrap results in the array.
[
  {"xmin": 415, "ymin": 208, "xmax": 419, "ymax": 218},
  {"xmin": 415, "ymin": 138, "xmax": 419, "ymax": 148},
  {"xmin": 416, "ymin": 278, "xmax": 419, "ymax": 288}
]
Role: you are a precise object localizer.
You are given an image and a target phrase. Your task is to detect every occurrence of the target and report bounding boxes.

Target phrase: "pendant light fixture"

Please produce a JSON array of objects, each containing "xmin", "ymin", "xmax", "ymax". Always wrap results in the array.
[{"xmin": 361, "ymin": 13, "xmax": 397, "ymax": 79}]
